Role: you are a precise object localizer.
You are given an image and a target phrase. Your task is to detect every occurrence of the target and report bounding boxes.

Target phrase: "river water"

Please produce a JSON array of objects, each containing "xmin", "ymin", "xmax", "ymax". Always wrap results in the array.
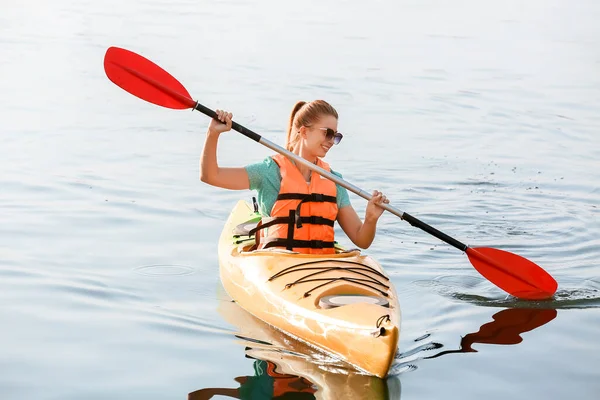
[{"xmin": 1, "ymin": 0, "xmax": 599, "ymax": 399}]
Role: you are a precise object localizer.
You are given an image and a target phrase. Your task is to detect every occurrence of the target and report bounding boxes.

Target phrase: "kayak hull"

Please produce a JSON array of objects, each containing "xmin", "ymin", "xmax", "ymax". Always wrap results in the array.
[{"xmin": 218, "ymin": 200, "xmax": 401, "ymax": 378}]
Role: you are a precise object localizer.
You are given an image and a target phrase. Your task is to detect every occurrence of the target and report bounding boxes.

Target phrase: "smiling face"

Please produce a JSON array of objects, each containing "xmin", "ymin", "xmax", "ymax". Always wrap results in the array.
[{"xmin": 300, "ymin": 114, "xmax": 339, "ymax": 158}]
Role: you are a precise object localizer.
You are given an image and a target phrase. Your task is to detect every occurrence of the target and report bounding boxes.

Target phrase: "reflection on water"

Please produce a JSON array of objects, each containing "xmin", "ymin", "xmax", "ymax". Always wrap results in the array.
[
  {"xmin": 188, "ymin": 359, "xmax": 317, "ymax": 400},
  {"xmin": 190, "ymin": 298, "xmax": 401, "ymax": 400},
  {"xmin": 193, "ymin": 300, "xmax": 557, "ymax": 398},
  {"xmin": 425, "ymin": 307, "xmax": 557, "ymax": 359},
  {"xmin": 393, "ymin": 307, "xmax": 557, "ymax": 373}
]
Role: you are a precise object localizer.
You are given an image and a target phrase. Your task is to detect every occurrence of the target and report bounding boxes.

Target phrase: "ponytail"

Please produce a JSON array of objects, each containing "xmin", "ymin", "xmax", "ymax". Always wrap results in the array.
[
  {"xmin": 285, "ymin": 100, "xmax": 338, "ymax": 152},
  {"xmin": 285, "ymin": 101, "xmax": 306, "ymax": 151}
]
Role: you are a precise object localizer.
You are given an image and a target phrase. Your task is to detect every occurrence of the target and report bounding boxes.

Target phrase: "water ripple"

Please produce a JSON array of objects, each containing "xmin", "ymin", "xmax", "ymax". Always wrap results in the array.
[
  {"xmin": 417, "ymin": 275, "xmax": 600, "ymax": 309},
  {"xmin": 133, "ymin": 264, "xmax": 196, "ymax": 277}
]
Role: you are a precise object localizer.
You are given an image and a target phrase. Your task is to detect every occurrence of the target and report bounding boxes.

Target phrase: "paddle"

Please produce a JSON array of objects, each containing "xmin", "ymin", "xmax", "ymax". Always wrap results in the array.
[{"xmin": 103, "ymin": 46, "xmax": 558, "ymax": 300}]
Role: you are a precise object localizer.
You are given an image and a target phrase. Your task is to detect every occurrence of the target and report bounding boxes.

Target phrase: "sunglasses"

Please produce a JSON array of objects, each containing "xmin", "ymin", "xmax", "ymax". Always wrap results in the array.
[{"xmin": 318, "ymin": 127, "xmax": 344, "ymax": 145}]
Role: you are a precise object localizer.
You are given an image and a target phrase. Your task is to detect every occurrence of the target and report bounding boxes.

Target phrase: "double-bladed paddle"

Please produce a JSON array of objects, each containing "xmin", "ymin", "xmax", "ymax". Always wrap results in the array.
[{"xmin": 103, "ymin": 46, "xmax": 558, "ymax": 300}]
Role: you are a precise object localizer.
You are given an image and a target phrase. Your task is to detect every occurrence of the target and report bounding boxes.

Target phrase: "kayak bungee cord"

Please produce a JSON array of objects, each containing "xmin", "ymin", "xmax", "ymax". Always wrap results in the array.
[
  {"xmin": 269, "ymin": 259, "xmax": 390, "ymax": 297},
  {"xmin": 291, "ymin": 276, "xmax": 389, "ymax": 298},
  {"xmin": 270, "ymin": 259, "xmax": 389, "ymax": 281}
]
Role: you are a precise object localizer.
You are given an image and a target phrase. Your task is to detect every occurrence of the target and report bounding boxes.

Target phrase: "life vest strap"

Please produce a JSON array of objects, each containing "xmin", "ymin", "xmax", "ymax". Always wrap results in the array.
[
  {"xmin": 286, "ymin": 210, "xmax": 295, "ymax": 251},
  {"xmin": 262, "ymin": 238, "xmax": 336, "ymax": 250},
  {"xmin": 249, "ymin": 215, "xmax": 335, "ymax": 237},
  {"xmin": 300, "ymin": 216, "xmax": 335, "ymax": 226},
  {"xmin": 277, "ymin": 193, "xmax": 337, "ymax": 229},
  {"xmin": 276, "ymin": 193, "xmax": 337, "ymax": 203}
]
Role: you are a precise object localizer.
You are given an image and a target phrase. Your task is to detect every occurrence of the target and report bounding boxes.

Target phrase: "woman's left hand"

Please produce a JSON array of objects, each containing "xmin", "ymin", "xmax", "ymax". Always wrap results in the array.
[{"xmin": 365, "ymin": 190, "xmax": 389, "ymax": 222}]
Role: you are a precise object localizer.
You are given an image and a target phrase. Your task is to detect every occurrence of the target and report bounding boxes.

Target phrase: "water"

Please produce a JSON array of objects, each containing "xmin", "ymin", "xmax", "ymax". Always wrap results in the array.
[{"xmin": 1, "ymin": 0, "xmax": 599, "ymax": 398}]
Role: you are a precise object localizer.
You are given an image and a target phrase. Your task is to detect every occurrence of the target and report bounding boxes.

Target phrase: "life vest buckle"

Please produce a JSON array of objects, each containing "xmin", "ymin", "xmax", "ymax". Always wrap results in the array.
[{"xmin": 294, "ymin": 212, "xmax": 303, "ymax": 229}]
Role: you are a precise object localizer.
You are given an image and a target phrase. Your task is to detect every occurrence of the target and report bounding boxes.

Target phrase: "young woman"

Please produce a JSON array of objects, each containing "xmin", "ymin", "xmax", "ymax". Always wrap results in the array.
[{"xmin": 200, "ymin": 100, "xmax": 389, "ymax": 253}]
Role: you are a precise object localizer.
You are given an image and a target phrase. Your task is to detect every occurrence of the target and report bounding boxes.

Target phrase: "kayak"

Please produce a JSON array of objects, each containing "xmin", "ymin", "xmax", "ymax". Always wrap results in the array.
[
  {"xmin": 218, "ymin": 200, "xmax": 401, "ymax": 377},
  {"xmin": 218, "ymin": 199, "xmax": 401, "ymax": 378}
]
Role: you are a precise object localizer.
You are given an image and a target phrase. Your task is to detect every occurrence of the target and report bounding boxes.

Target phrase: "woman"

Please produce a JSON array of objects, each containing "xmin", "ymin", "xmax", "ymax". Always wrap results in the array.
[{"xmin": 200, "ymin": 100, "xmax": 389, "ymax": 253}]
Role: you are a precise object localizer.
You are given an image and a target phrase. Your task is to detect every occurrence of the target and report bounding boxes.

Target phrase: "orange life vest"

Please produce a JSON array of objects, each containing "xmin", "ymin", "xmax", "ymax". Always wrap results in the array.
[{"xmin": 256, "ymin": 154, "xmax": 338, "ymax": 254}]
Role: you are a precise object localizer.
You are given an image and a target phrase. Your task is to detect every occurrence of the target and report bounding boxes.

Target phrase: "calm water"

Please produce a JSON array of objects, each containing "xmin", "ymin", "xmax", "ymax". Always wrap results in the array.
[{"xmin": 1, "ymin": 0, "xmax": 599, "ymax": 399}]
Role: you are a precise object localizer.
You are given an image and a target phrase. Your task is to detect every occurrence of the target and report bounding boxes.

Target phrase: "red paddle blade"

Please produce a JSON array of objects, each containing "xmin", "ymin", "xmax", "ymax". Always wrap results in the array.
[
  {"xmin": 104, "ymin": 47, "xmax": 196, "ymax": 110},
  {"xmin": 466, "ymin": 247, "xmax": 558, "ymax": 300}
]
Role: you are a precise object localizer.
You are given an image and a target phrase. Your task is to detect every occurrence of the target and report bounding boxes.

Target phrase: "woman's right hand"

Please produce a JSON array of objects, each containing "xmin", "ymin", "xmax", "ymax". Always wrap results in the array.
[{"xmin": 207, "ymin": 109, "xmax": 233, "ymax": 136}]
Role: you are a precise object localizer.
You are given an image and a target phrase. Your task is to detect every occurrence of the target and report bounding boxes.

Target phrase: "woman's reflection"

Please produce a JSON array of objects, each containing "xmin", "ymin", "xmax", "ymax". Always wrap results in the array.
[
  {"xmin": 188, "ymin": 358, "xmax": 317, "ymax": 399},
  {"xmin": 188, "ymin": 298, "xmax": 401, "ymax": 400}
]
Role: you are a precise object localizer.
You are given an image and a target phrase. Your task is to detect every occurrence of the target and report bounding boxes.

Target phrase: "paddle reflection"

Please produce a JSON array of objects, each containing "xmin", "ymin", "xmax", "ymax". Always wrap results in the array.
[
  {"xmin": 425, "ymin": 307, "xmax": 557, "ymax": 359},
  {"xmin": 188, "ymin": 298, "xmax": 401, "ymax": 400}
]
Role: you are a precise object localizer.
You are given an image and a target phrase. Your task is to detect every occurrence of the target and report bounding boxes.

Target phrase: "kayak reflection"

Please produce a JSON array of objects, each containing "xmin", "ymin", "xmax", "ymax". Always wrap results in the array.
[
  {"xmin": 425, "ymin": 307, "xmax": 557, "ymax": 359},
  {"xmin": 187, "ymin": 297, "xmax": 401, "ymax": 400}
]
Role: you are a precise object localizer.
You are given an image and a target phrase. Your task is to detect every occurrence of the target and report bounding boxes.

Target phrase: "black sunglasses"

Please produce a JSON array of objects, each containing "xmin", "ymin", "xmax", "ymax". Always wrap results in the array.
[{"xmin": 318, "ymin": 127, "xmax": 343, "ymax": 145}]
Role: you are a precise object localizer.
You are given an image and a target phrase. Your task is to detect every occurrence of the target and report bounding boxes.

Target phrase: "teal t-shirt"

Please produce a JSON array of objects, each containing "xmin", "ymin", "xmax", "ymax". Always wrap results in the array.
[{"xmin": 245, "ymin": 156, "xmax": 351, "ymax": 217}]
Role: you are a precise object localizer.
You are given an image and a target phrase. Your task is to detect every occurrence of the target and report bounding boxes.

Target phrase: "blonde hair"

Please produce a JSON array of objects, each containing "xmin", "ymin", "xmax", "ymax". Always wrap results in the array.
[{"xmin": 285, "ymin": 100, "xmax": 339, "ymax": 151}]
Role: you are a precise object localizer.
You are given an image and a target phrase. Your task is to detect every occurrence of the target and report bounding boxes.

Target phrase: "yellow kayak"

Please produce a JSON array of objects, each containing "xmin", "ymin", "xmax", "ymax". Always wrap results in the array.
[{"xmin": 218, "ymin": 200, "xmax": 401, "ymax": 378}]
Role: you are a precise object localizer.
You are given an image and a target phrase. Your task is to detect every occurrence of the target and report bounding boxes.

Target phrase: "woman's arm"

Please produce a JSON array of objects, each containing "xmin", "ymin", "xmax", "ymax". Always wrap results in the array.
[
  {"xmin": 336, "ymin": 190, "xmax": 389, "ymax": 249},
  {"xmin": 199, "ymin": 110, "xmax": 250, "ymax": 190}
]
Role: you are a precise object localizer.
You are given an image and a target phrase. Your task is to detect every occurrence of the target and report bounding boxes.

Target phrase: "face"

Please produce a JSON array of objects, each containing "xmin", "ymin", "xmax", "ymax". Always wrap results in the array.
[{"xmin": 299, "ymin": 114, "xmax": 341, "ymax": 158}]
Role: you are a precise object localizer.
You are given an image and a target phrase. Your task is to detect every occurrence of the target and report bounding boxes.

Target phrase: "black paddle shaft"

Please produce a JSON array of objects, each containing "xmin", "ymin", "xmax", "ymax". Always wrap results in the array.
[
  {"xmin": 402, "ymin": 213, "xmax": 468, "ymax": 252},
  {"xmin": 195, "ymin": 101, "xmax": 469, "ymax": 253},
  {"xmin": 194, "ymin": 102, "xmax": 261, "ymax": 142}
]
